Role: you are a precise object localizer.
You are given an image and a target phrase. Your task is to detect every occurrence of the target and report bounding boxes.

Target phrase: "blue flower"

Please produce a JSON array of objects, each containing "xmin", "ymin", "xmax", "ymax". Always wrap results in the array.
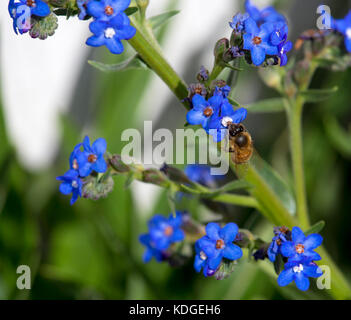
[
  {"xmin": 195, "ymin": 222, "xmax": 242, "ymax": 273},
  {"xmin": 8, "ymin": 1, "xmax": 34, "ymax": 34},
  {"xmin": 69, "ymin": 143, "xmax": 83, "ymax": 171},
  {"xmin": 86, "ymin": 13, "xmax": 136, "ymax": 54},
  {"xmin": 56, "ymin": 170, "xmax": 83, "ymax": 205},
  {"xmin": 267, "ymin": 226, "xmax": 291, "ymax": 262},
  {"xmin": 76, "ymin": 136, "xmax": 108, "ymax": 177},
  {"xmin": 185, "ymin": 164, "xmax": 224, "ymax": 187},
  {"xmin": 243, "ymin": 18, "xmax": 278, "ymax": 66},
  {"xmin": 87, "ymin": 0, "xmax": 130, "ymax": 22},
  {"xmin": 269, "ymin": 21, "xmax": 289, "ymax": 46},
  {"xmin": 280, "ymin": 226, "xmax": 323, "ymax": 262},
  {"xmin": 77, "ymin": 0, "xmax": 90, "ymax": 20},
  {"xmin": 245, "ymin": 0, "xmax": 286, "ymax": 25},
  {"xmin": 229, "ymin": 12, "xmax": 249, "ymax": 32},
  {"xmin": 332, "ymin": 11, "xmax": 351, "ymax": 52},
  {"xmin": 139, "ymin": 212, "xmax": 185, "ymax": 263},
  {"xmin": 277, "ymin": 259, "xmax": 323, "ymax": 291},
  {"xmin": 186, "ymin": 94, "xmax": 222, "ymax": 129},
  {"xmin": 278, "ymin": 39, "xmax": 292, "ymax": 66},
  {"xmin": 139, "ymin": 234, "xmax": 165, "ymax": 263},
  {"xmin": 207, "ymin": 100, "xmax": 247, "ymax": 142}
]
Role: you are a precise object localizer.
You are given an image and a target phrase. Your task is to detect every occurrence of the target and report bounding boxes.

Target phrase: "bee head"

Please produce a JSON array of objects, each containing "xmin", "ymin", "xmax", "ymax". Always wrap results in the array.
[{"xmin": 229, "ymin": 124, "xmax": 245, "ymax": 137}]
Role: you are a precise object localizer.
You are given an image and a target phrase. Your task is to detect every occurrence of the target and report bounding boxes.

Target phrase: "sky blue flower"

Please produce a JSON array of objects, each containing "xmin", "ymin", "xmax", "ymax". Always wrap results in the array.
[
  {"xmin": 76, "ymin": 136, "xmax": 108, "ymax": 177},
  {"xmin": 207, "ymin": 100, "xmax": 247, "ymax": 142},
  {"xmin": 229, "ymin": 12, "xmax": 249, "ymax": 32},
  {"xmin": 86, "ymin": 13, "xmax": 136, "ymax": 54},
  {"xmin": 332, "ymin": 11, "xmax": 351, "ymax": 52},
  {"xmin": 267, "ymin": 226, "xmax": 291, "ymax": 262},
  {"xmin": 186, "ymin": 94, "xmax": 222, "ymax": 129},
  {"xmin": 56, "ymin": 170, "xmax": 83, "ymax": 205},
  {"xmin": 280, "ymin": 226, "xmax": 323, "ymax": 262},
  {"xmin": 243, "ymin": 18, "xmax": 279, "ymax": 66},
  {"xmin": 196, "ymin": 222, "xmax": 242, "ymax": 272},
  {"xmin": 245, "ymin": 0, "xmax": 286, "ymax": 25},
  {"xmin": 277, "ymin": 259, "xmax": 323, "ymax": 291},
  {"xmin": 185, "ymin": 164, "xmax": 224, "ymax": 187},
  {"xmin": 87, "ymin": 0, "xmax": 130, "ymax": 22}
]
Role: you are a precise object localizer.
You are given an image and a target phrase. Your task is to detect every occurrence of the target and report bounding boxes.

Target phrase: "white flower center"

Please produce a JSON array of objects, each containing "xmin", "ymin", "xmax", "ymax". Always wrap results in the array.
[
  {"xmin": 104, "ymin": 28, "xmax": 116, "ymax": 39},
  {"xmin": 346, "ymin": 28, "xmax": 351, "ymax": 39},
  {"xmin": 221, "ymin": 116, "xmax": 233, "ymax": 128},
  {"xmin": 293, "ymin": 264, "xmax": 304, "ymax": 273},
  {"xmin": 199, "ymin": 251, "xmax": 207, "ymax": 260},
  {"xmin": 72, "ymin": 181, "xmax": 78, "ymax": 188}
]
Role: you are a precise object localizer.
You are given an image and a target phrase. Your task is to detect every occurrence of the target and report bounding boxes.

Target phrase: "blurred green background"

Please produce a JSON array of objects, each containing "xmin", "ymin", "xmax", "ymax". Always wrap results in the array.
[{"xmin": 0, "ymin": 0, "xmax": 350, "ymax": 300}]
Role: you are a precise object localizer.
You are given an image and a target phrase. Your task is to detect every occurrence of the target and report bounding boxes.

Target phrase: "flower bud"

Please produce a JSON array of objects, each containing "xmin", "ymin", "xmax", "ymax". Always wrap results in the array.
[
  {"xmin": 82, "ymin": 175, "xmax": 115, "ymax": 201},
  {"xmin": 214, "ymin": 38, "xmax": 229, "ymax": 62},
  {"xmin": 142, "ymin": 169, "xmax": 169, "ymax": 187},
  {"xmin": 109, "ymin": 154, "xmax": 131, "ymax": 173},
  {"xmin": 160, "ymin": 164, "xmax": 192, "ymax": 185},
  {"xmin": 30, "ymin": 14, "xmax": 58, "ymax": 40}
]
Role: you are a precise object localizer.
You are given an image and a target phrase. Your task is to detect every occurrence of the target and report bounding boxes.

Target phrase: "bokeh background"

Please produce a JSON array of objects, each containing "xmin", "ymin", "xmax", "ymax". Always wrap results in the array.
[{"xmin": 0, "ymin": 0, "xmax": 350, "ymax": 299}]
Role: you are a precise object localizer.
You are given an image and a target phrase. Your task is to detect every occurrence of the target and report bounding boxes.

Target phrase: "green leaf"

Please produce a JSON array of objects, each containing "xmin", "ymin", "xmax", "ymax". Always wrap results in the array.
[
  {"xmin": 217, "ymin": 180, "xmax": 252, "ymax": 193},
  {"xmin": 245, "ymin": 98, "xmax": 285, "ymax": 113},
  {"xmin": 304, "ymin": 221, "xmax": 325, "ymax": 236},
  {"xmin": 299, "ymin": 86, "xmax": 338, "ymax": 103},
  {"xmin": 324, "ymin": 116, "xmax": 351, "ymax": 158},
  {"xmin": 88, "ymin": 55, "xmax": 149, "ymax": 73},
  {"xmin": 228, "ymin": 97, "xmax": 241, "ymax": 107},
  {"xmin": 125, "ymin": 7, "xmax": 138, "ymax": 16},
  {"xmin": 149, "ymin": 10, "xmax": 180, "ymax": 30}
]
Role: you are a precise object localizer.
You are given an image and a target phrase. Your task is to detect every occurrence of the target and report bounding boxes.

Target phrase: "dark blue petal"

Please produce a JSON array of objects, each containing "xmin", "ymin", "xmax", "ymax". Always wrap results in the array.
[
  {"xmin": 87, "ymin": 1, "xmax": 104, "ymax": 18},
  {"xmin": 92, "ymin": 138, "xmax": 107, "ymax": 156},
  {"xmin": 207, "ymin": 252, "xmax": 223, "ymax": 270},
  {"xmin": 186, "ymin": 109, "xmax": 208, "ymax": 127},
  {"xmin": 92, "ymin": 156, "xmax": 107, "ymax": 173},
  {"xmin": 232, "ymin": 108, "xmax": 247, "ymax": 123},
  {"xmin": 194, "ymin": 255, "xmax": 205, "ymax": 273},
  {"xmin": 243, "ymin": 33, "xmax": 254, "ymax": 50},
  {"xmin": 244, "ymin": 17, "xmax": 259, "ymax": 34}
]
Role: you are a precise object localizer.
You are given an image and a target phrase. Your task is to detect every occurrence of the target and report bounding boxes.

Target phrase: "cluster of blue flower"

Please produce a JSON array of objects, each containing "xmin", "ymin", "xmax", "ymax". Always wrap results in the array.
[
  {"xmin": 8, "ymin": 0, "xmax": 136, "ymax": 55},
  {"xmin": 186, "ymin": 86, "xmax": 247, "ymax": 142},
  {"xmin": 139, "ymin": 212, "xmax": 185, "ymax": 263},
  {"xmin": 57, "ymin": 136, "xmax": 108, "ymax": 205},
  {"xmin": 268, "ymin": 226, "xmax": 323, "ymax": 291},
  {"xmin": 230, "ymin": 0, "xmax": 292, "ymax": 66},
  {"xmin": 79, "ymin": 0, "xmax": 136, "ymax": 54},
  {"xmin": 8, "ymin": 0, "xmax": 51, "ymax": 34},
  {"xmin": 332, "ymin": 10, "xmax": 351, "ymax": 53}
]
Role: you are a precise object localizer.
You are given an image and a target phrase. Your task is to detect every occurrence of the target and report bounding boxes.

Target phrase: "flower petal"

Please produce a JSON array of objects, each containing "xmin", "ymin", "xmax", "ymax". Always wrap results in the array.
[
  {"xmin": 92, "ymin": 156, "xmax": 107, "ymax": 173},
  {"xmin": 92, "ymin": 138, "xmax": 107, "ymax": 155},
  {"xmin": 219, "ymin": 223, "xmax": 238, "ymax": 242},
  {"xmin": 59, "ymin": 182, "xmax": 73, "ymax": 195},
  {"xmin": 232, "ymin": 108, "xmax": 247, "ymax": 123},
  {"xmin": 303, "ymin": 234, "xmax": 323, "ymax": 250},
  {"xmin": 291, "ymin": 226, "xmax": 305, "ymax": 243},
  {"xmin": 251, "ymin": 46, "xmax": 266, "ymax": 66},
  {"xmin": 31, "ymin": 0, "xmax": 50, "ymax": 17},
  {"xmin": 207, "ymin": 251, "xmax": 223, "ymax": 270},
  {"xmin": 206, "ymin": 222, "xmax": 221, "ymax": 240},
  {"xmin": 194, "ymin": 255, "xmax": 205, "ymax": 273},
  {"xmin": 106, "ymin": 37, "xmax": 124, "ymax": 55},
  {"xmin": 295, "ymin": 272, "xmax": 310, "ymax": 291},
  {"xmin": 277, "ymin": 268, "xmax": 294, "ymax": 287},
  {"xmin": 280, "ymin": 241, "xmax": 295, "ymax": 258},
  {"xmin": 222, "ymin": 243, "xmax": 242, "ymax": 261},
  {"xmin": 186, "ymin": 109, "xmax": 207, "ymax": 127}
]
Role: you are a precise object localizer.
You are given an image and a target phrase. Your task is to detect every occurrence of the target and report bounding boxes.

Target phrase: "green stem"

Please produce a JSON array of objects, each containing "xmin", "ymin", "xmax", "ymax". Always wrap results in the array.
[
  {"xmin": 126, "ymin": 21, "xmax": 351, "ymax": 300},
  {"xmin": 288, "ymin": 97, "xmax": 310, "ymax": 229},
  {"xmin": 128, "ymin": 17, "xmax": 189, "ymax": 108}
]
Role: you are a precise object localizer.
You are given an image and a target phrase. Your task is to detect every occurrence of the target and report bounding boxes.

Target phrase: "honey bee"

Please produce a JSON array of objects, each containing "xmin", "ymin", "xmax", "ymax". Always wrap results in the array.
[{"xmin": 228, "ymin": 123, "xmax": 253, "ymax": 164}]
